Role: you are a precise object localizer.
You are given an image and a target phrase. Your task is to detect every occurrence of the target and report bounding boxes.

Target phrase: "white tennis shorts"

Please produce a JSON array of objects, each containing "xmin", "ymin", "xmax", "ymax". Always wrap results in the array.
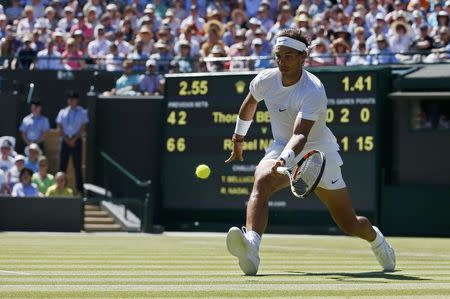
[{"xmin": 261, "ymin": 140, "xmax": 347, "ymax": 190}]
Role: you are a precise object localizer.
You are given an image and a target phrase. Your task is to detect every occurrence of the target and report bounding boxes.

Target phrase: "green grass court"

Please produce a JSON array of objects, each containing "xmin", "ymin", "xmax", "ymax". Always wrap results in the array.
[{"xmin": 0, "ymin": 232, "xmax": 449, "ymax": 298}]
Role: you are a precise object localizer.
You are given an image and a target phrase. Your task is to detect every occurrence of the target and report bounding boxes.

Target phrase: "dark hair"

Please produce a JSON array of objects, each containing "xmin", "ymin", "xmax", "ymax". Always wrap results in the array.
[
  {"xmin": 277, "ymin": 28, "xmax": 309, "ymax": 50},
  {"xmin": 20, "ymin": 167, "xmax": 33, "ymax": 180},
  {"xmin": 66, "ymin": 90, "xmax": 79, "ymax": 99}
]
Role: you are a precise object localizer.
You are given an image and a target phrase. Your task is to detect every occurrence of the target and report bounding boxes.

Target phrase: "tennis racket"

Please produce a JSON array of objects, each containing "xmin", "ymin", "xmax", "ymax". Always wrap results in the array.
[{"xmin": 277, "ymin": 150, "xmax": 326, "ymax": 199}]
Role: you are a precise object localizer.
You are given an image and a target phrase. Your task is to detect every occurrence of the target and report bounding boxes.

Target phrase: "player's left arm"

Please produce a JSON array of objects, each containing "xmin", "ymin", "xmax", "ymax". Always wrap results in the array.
[{"xmin": 271, "ymin": 118, "xmax": 314, "ymax": 173}]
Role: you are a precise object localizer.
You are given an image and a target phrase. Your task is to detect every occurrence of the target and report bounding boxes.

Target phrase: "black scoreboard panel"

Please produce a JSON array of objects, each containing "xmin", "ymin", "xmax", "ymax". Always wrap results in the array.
[{"xmin": 162, "ymin": 68, "xmax": 389, "ymax": 219}]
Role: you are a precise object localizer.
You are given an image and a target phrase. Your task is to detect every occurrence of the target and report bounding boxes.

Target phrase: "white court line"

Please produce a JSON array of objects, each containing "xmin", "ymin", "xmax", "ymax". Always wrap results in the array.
[{"xmin": 0, "ymin": 270, "xmax": 31, "ymax": 275}]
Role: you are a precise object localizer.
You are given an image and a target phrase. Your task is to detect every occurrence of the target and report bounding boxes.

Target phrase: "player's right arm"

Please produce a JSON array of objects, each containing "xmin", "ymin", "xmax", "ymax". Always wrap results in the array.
[{"xmin": 225, "ymin": 92, "xmax": 258, "ymax": 163}]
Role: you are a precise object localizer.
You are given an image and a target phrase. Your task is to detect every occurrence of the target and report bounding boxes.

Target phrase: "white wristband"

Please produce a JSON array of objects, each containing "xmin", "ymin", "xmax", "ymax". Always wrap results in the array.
[
  {"xmin": 234, "ymin": 117, "xmax": 252, "ymax": 136},
  {"xmin": 279, "ymin": 149, "xmax": 296, "ymax": 169}
]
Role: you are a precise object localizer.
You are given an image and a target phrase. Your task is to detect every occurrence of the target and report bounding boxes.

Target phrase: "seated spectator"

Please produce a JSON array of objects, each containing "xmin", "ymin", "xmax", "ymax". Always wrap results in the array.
[
  {"xmin": 36, "ymin": 39, "xmax": 63, "ymax": 70},
  {"xmin": 172, "ymin": 40, "xmax": 197, "ymax": 73},
  {"xmin": 249, "ymin": 38, "xmax": 271, "ymax": 70},
  {"xmin": 12, "ymin": 35, "xmax": 37, "ymax": 70},
  {"xmin": 0, "ymin": 168, "xmax": 7, "ymax": 195},
  {"xmin": 24, "ymin": 143, "xmax": 42, "ymax": 173},
  {"xmin": 104, "ymin": 43, "xmax": 124, "ymax": 72},
  {"xmin": 7, "ymin": 154, "xmax": 26, "ymax": 190},
  {"xmin": 424, "ymin": 27, "xmax": 450, "ymax": 63},
  {"xmin": 331, "ymin": 37, "xmax": 351, "ymax": 66},
  {"xmin": 32, "ymin": 156, "xmax": 55, "ymax": 195},
  {"xmin": 230, "ymin": 42, "xmax": 248, "ymax": 71},
  {"xmin": 150, "ymin": 40, "xmax": 173, "ymax": 73},
  {"xmin": 410, "ymin": 24, "xmax": 434, "ymax": 56},
  {"xmin": 201, "ymin": 19, "xmax": 226, "ymax": 57},
  {"xmin": 0, "ymin": 139, "xmax": 14, "ymax": 172},
  {"xmin": 19, "ymin": 100, "xmax": 50, "ymax": 149},
  {"xmin": 12, "ymin": 167, "xmax": 39, "ymax": 197},
  {"xmin": 174, "ymin": 24, "xmax": 200, "ymax": 57},
  {"xmin": 139, "ymin": 59, "xmax": 164, "ymax": 95},
  {"xmin": 114, "ymin": 31, "xmax": 132, "ymax": 57},
  {"xmin": 107, "ymin": 60, "xmax": 142, "ymax": 96},
  {"xmin": 206, "ymin": 44, "xmax": 227, "ymax": 72},
  {"xmin": 62, "ymin": 37, "xmax": 85, "ymax": 70},
  {"xmin": 6, "ymin": 0, "xmax": 23, "ymax": 21},
  {"xmin": 368, "ymin": 35, "xmax": 398, "ymax": 65},
  {"xmin": 127, "ymin": 41, "xmax": 148, "ymax": 72},
  {"xmin": 87, "ymin": 25, "xmax": 111, "ymax": 61},
  {"xmin": 388, "ymin": 21, "xmax": 413, "ymax": 54},
  {"xmin": 45, "ymin": 171, "xmax": 73, "ymax": 197},
  {"xmin": 308, "ymin": 37, "xmax": 334, "ymax": 66},
  {"xmin": 347, "ymin": 42, "xmax": 370, "ymax": 65}
]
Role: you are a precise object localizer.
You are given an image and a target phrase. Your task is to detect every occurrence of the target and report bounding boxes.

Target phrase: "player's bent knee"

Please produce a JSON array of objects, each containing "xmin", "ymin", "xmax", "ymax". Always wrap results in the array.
[{"xmin": 337, "ymin": 221, "xmax": 359, "ymax": 236}]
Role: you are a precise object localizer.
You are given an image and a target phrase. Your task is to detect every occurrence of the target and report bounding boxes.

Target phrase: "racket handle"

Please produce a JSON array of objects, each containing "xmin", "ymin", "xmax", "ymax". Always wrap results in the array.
[{"xmin": 276, "ymin": 166, "xmax": 289, "ymax": 175}]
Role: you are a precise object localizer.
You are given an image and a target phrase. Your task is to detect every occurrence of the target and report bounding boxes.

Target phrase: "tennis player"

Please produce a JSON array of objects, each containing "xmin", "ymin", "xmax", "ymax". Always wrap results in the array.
[{"xmin": 225, "ymin": 29, "xmax": 396, "ymax": 275}]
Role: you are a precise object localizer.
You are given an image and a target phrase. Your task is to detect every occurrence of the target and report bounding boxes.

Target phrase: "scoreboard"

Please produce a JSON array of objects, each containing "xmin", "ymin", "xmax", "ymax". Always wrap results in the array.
[{"xmin": 162, "ymin": 68, "xmax": 390, "ymax": 222}]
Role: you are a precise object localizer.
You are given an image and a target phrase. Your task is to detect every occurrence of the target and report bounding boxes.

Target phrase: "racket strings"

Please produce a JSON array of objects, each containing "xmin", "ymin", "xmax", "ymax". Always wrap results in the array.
[{"xmin": 291, "ymin": 153, "xmax": 324, "ymax": 196}]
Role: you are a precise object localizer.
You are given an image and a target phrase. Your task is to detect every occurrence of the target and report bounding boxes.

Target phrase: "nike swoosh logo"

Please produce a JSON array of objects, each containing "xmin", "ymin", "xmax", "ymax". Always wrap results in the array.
[
  {"xmin": 278, "ymin": 108, "xmax": 287, "ymax": 112},
  {"xmin": 331, "ymin": 179, "xmax": 339, "ymax": 184}
]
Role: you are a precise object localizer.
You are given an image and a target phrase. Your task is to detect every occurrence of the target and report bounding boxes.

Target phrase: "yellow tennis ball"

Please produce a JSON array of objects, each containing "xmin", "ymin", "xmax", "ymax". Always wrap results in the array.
[{"xmin": 195, "ymin": 164, "xmax": 211, "ymax": 179}]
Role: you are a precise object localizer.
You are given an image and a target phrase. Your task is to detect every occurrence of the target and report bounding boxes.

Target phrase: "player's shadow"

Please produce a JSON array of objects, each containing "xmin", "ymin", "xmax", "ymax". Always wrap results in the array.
[{"xmin": 257, "ymin": 271, "xmax": 430, "ymax": 281}]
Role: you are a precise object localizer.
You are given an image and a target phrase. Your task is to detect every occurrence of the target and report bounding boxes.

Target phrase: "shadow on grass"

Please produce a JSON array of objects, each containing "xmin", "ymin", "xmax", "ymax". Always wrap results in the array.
[{"xmin": 257, "ymin": 271, "xmax": 430, "ymax": 281}]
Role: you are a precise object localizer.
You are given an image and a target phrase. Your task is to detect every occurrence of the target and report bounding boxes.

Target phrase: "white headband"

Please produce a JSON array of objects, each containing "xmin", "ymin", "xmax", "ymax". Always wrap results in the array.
[{"xmin": 275, "ymin": 36, "xmax": 307, "ymax": 52}]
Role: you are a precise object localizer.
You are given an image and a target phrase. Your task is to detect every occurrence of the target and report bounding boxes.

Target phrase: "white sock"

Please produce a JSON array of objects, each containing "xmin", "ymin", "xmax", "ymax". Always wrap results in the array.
[
  {"xmin": 370, "ymin": 226, "xmax": 384, "ymax": 248},
  {"xmin": 245, "ymin": 230, "xmax": 261, "ymax": 250}
]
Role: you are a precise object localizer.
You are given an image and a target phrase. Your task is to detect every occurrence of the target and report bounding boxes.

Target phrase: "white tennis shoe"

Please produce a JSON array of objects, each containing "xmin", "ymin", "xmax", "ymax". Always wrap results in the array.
[
  {"xmin": 371, "ymin": 226, "xmax": 396, "ymax": 272},
  {"xmin": 226, "ymin": 226, "xmax": 260, "ymax": 275}
]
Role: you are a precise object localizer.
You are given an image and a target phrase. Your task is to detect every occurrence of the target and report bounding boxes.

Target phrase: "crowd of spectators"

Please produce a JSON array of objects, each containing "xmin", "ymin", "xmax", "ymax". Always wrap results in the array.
[
  {"xmin": 0, "ymin": 92, "xmax": 88, "ymax": 197},
  {"xmin": 0, "ymin": 0, "xmax": 449, "ymax": 74}
]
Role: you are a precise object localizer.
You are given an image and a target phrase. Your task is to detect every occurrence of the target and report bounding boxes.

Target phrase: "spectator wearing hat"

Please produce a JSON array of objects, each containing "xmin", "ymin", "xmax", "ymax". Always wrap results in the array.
[
  {"xmin": 428, "ymin": 1, "xmax": 443, "ymax": 29},
  {"xmin": 70, "ymin": 12, "xmax": 94, "ymax": 45},
  {"xmin": 388, "ymin": 20, "xmax": 413, "ymax": 54},
  {"xmin": 140, "ymin": 5, "xmax": 163, "ymax": 34},
  {"xmin": 150, "ymin": 40, "xmax": 172, "ymax": 73},
  {"xmin": 43, "ymin": 7, "xmax": 57, "ymax": 31},
  {"xmin": 206, "ymin": 44, "xmax": 227, "ymax": 72},
  {"xmin": 368, "ymin": 34, "xmax": 398, "ymax": 65},
  {"xmin": 87, "ymin": 25, "xmax": 112, "ymax": 61},
  {"xmin": 83, "ymin": 0, "xmax": 103, "ymax": 19},
  {"xmin": 139, "ymin": 59, "xmax": 164, "ymax": 95},
  {"xmin": 137, "ymin": 25, "xmax": 154, "ymax": 54},
  {"xmin": 173, "ymin": 40, "xmax": 198, "ymax": 73},
  {"xmin": 201, "ymin": 19, "xmax": 226, "ymax": 57},
  {"xmin": 57, "ymin": 6, "xmax": 76, "ymax": 32},
  {"xmin": 86, "ymin": 6, "xmax": 99, "ymax": 29},
  {"xmin": 17, "ymin": 6, "xmax": 36, "ymax": 38},
  {"xmin": 71, "ymin": 29, "xmax": 87, "ymax": 54},
  {"xmin": 162, "ymin": 9, "xmax": 181, "ymax": 36},
  {"xmin": 249, "ymin": 37, "xmax": 271, "ymax": 70},
  {"xmin": 127, "ymin": 40, "xmax": 149, "ymax": 71},
  {"xmin": 228, "ymin": 28, "xmax": 247, "ymax": 56},
  {"xmin": 12, "ymin": 35, "xmax": 37, "ymax": 70},
  {"xmin": 331, "ymin": 37, "xmax": 351, "ymax": 66},
  {"xmin": 56, "ymin": 90, "xmax": 88, "ymax": 193},
  {"xmin": 207, "ymin": 0, "xmax": 229, "ymax": 22},
  {"xmin": 62, "ymin": 37, "xmax": 85, "ymax": 70},
  {"xmin": 246, "ymin": 17, "xmax": 263, "ymax": 46},
  {"xmin": 180, "ymin": 4, "xmax": 206, "ymax": 33},
  {"xmin": 366, "ymin": 23, "xmax": 384, "ymax": 51},
  {"xmin": 0, "ymin": 139, "xmax": 14, "ymax": 172},
  {"xmin": 52, "ymin": 30, "xmax": 66, "ymax": 53},
  {"xmin": 32, "ymin": 156, "xmax": 54, "ymax": 195},
  {"xmin": 24, "ymin": 143, "xmax": 42, "ymax": 173},
  {"xmin": 424, "ymin": 27, "xmax": 450, "ymax": 62},
  {"xmin": 11, "ymin": 167, "xmax": 39, "ymax": 197},
  {"xmin": 5, "ymin": 0, "xmax": 23, "ymax": 21},
  {"xmin": 6, "ymin": 154, "xmax": 25, "ymax": 191},
  {"xmin": 105, "ymin": 3, "xmax": 121, "ymax": 30},
  {"xmin": 45, "ymin": 171, "xmax": 73, "ymax": 197},
  {"xmin": 19, "ymin": 100, "xmax": 50, "ymax": 151},
  {"xmin": 99, "ymin": 13, "xmax": 115, "ymax": 34},
  {"xmin": 432, "ymin": 11, "xmax": 450, "ymax": 37}
]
